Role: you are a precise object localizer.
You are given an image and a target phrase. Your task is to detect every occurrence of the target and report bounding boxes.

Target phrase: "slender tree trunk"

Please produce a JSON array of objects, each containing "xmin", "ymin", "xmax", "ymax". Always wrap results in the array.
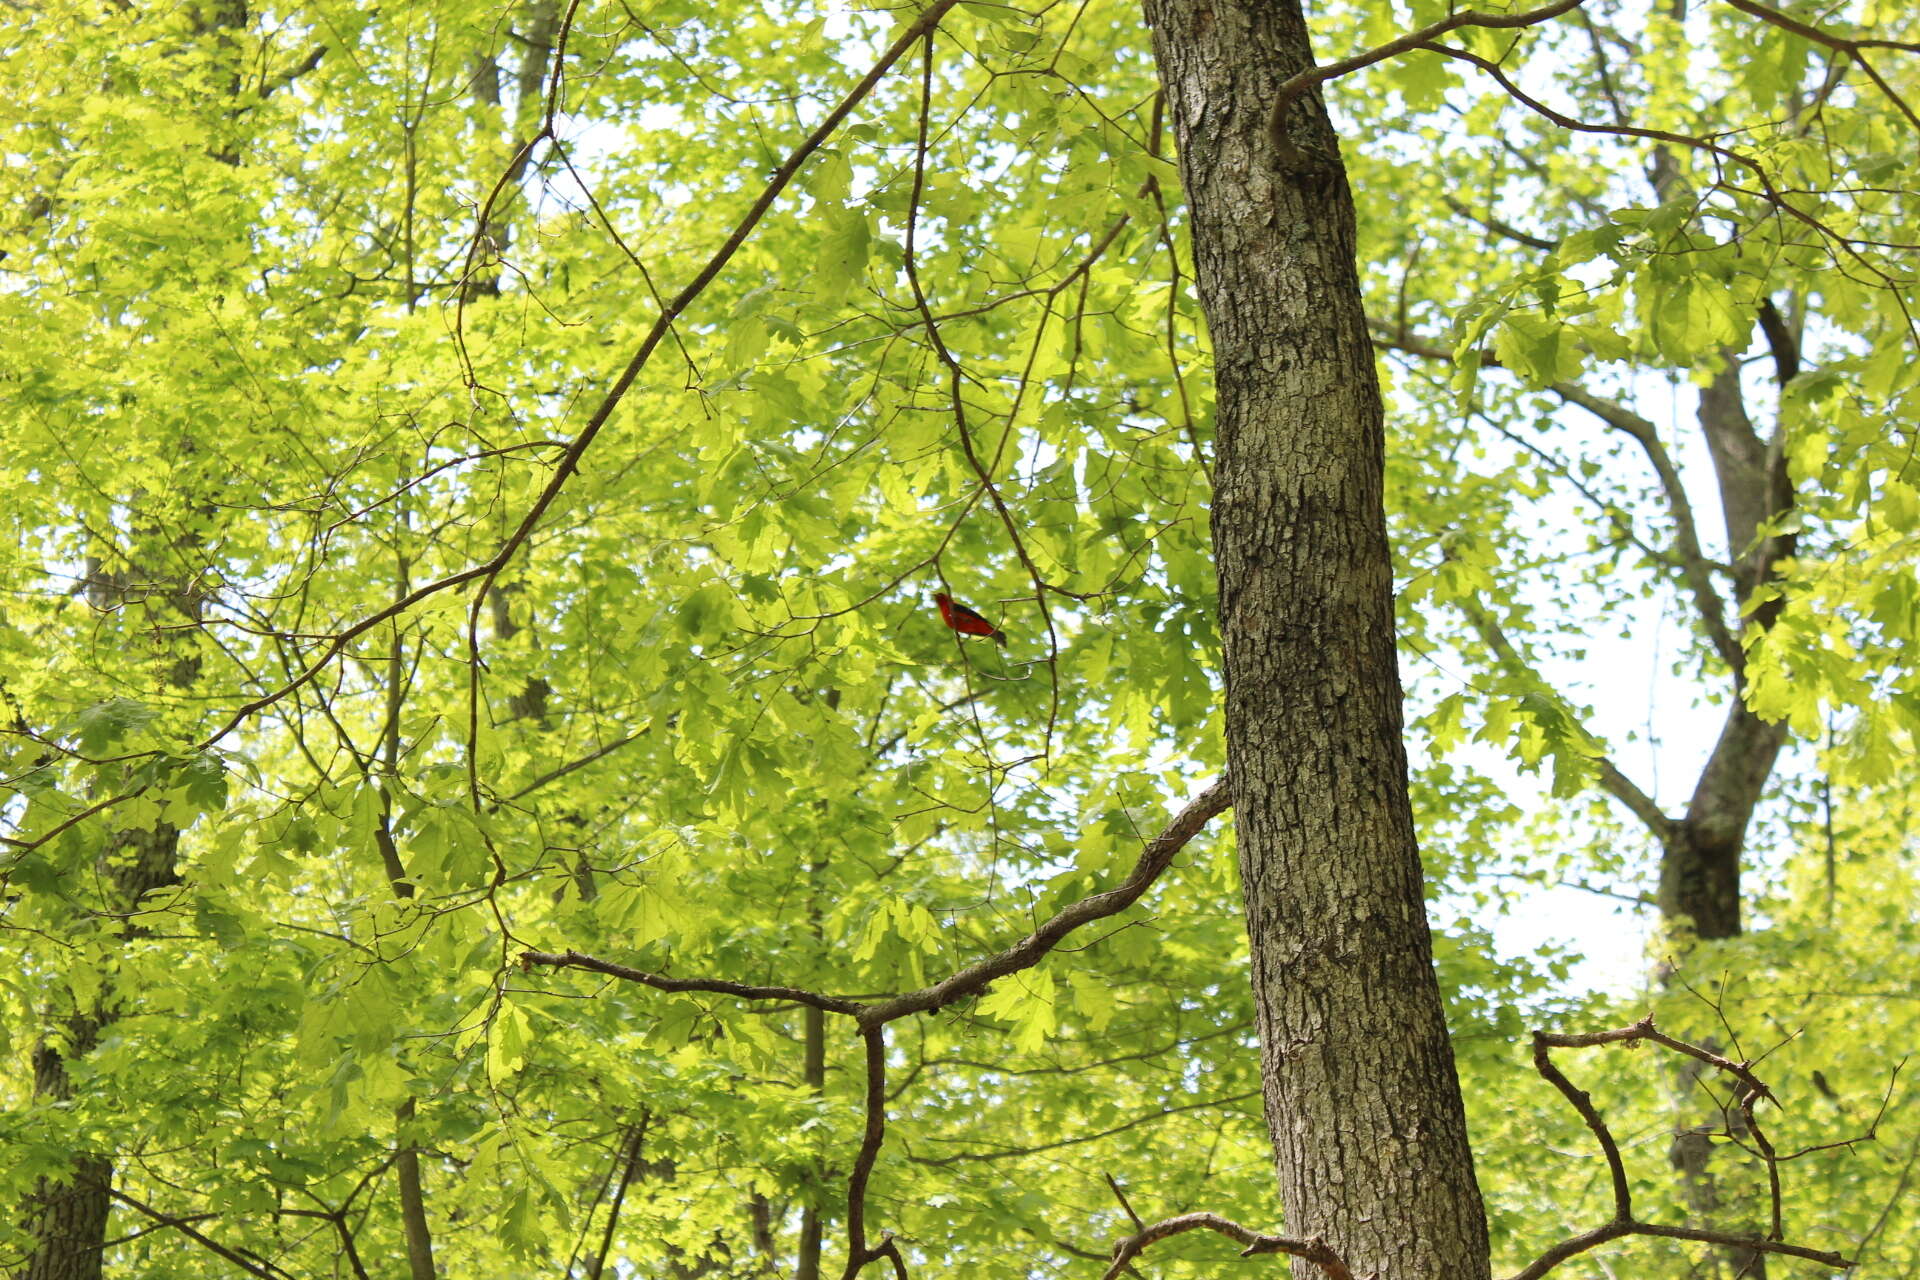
[
  {"xmin": 377, "ymin": 552, "xmax": 439, "ymax": 1280},
  {"xmin": 794, "ymin": 1004, "xmax": 827, "ymax": 1280},
  {"xmin": 1144, "ymin": 3, "xmax": 1489, "ymax": 1276}
]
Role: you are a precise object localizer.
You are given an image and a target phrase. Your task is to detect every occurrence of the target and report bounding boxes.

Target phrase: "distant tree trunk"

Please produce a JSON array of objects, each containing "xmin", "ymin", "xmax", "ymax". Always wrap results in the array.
[
  {"xmin": 1656, "ymin": 336, "xmax": 1798, "ymax": 1280},
  {"xmin": 1144, "ymin": 3, "xmax": 1490, "ymax": 1277},
  {"xmin": 20, "ymin": 1026, "xmax": 109, "ymax": 1280},
  {"xmin": 17, "ymin": 627, "xmax": 192, "ymax": 1280}
]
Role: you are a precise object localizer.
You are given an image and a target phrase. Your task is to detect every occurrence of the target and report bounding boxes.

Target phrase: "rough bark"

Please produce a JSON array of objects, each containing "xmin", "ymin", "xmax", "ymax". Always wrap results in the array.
[
  {"xmin": 19, "ymin": 1026, "xmax": 109, "ymax": 1280},
  {"xmin": 1656, "ymin": 342, "xmax": 1799, "ymax": 1280},
  {"xmin": 1144, "ymin": 3, "xmax": 1490, "ymax": 1276}
]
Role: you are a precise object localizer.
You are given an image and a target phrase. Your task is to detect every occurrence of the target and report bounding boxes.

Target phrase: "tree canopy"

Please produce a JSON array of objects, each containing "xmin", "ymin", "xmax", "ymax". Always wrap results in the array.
[{"xmin": 2, "ymin": 0, "xmax": 1916, "ymax": 1277}]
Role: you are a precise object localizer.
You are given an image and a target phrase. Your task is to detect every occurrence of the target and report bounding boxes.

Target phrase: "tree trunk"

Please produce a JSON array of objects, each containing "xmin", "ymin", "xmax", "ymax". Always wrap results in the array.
[
  {"xmin": 19, "ymin": 1026, "xmax": 109, "ymax": 1280},
  {"xmin": 1144, "ymin": 3, "xmax": 1490, "ymax": 1277}
]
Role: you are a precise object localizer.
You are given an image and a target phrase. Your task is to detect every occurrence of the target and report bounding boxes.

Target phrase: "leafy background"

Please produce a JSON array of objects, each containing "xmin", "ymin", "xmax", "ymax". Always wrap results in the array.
[{"xmin": 1, "ymin": 0, "xmax": 1915, "ymax": 1275}]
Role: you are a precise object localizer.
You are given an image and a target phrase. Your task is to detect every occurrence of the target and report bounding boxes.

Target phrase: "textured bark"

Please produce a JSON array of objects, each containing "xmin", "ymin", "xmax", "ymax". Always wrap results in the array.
[
  {"xmin": 1145, "ymin": 3, "xmax": 1490, "ymax": 1276},
  {"xmin": 15, "ymin": 1159, "xmax": 110, "ymax": 1280},
  {"xmin": 19, "ymin": 1024, "xmax": 109, "ymax": 1280}
]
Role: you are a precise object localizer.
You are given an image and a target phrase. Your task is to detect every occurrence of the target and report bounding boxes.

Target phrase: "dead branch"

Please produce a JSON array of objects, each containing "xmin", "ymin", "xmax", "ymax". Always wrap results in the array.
[{"xmin": 1512, "ymin": 1015, "xmax": 1856, "ymax": 1279}]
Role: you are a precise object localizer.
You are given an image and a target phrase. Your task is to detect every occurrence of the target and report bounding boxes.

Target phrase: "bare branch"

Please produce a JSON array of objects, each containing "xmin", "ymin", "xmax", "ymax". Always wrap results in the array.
[
  {"xmin": 1513, "ymin": 1016, "xmax": 1856, "ymax": 1280},
  {"xmin": 499, "ymin": 727, "xmax": 651, "ymax": 805},
  {"xmin": 108, "ymin": 1189, "xmax": 296, "ymax": 1280},
  {"xmin": 911, "ymin": 1091, "xmax": 1259, "ymax": 1167},
  {"xmin": 840, "ymin": 1027, "xmax": 893, "ymax": 1279},
  {"xmin": 1442, "ymin": 195, "xmax": 1559, "ymax": 251},
  {"xmin": 1594, "ymin": 758, "xmax": 1675, "ymax": 841},
  {"xmin": 1532, "ymin": 1024, "xmax": 1638, "ymax": 1221},
  {"xmin": 1101, "ymin": 1213, "xmax": 1355, "ymax": 1280}
]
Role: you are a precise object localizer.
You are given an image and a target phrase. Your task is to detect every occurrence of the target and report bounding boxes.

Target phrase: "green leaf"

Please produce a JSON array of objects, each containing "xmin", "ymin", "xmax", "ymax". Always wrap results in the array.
[{"xmin": 72, "ymin": 698, "xmax": 156, "ymax": 754}]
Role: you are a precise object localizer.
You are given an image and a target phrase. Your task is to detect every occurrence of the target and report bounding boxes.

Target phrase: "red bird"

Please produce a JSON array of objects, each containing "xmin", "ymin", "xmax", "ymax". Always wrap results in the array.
[{"xmin": 934, "ymin": 591, "xmax": 1007, "ymax": 646}]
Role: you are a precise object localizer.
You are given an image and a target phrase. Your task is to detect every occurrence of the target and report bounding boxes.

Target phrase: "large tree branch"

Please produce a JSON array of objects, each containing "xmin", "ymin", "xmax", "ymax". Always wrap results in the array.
[
  {"xmin": 516, "ymin": 950, "xmax": 866, "ymax": 1015},
  {"xmin": 519, "ymin": 776, "xmax": 1232, "ymax": 1027},
  {"xmin": 108, "ymin": 1189, "xmax": 296, "ymax": 1280},
  {"xmin": 839, "ymin": 1027, "xmax": 891, "ymax": 1279},
  {"xmin": 523, "ymin": 780, "xmax": 1234, "ymax": 1280},
  {"xmin": 856, "ymin": 776, "xmax": 1230, "ymax": 1028}
]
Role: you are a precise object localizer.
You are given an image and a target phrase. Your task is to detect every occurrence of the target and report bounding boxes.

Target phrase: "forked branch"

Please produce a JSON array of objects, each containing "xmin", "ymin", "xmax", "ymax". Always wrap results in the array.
[
  {"xmin": 1265, "ymin": 0, "xmax": 1588, "ymax": 151},
  {"xmin": 520, "ymin": 775, "xmax": 1232, "ymax": 1279},
  {"xmin": 1513, "ymin": 1016, "xmax": 1856, "ymax": 1280}
]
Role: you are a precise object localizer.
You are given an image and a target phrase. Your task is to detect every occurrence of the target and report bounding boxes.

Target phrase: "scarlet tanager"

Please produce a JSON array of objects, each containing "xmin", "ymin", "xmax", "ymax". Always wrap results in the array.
[{"xmin": 934, "ymin": 591, "xmax": 1007, "ymax": 646}]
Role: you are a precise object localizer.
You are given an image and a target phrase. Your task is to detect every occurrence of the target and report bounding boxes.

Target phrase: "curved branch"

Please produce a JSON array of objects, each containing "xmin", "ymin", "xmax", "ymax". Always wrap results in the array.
[
  {"xmin": 108, "ymin": 1189, "xmax": 296, "ymax": 1280},
  {"xmin": 1514, "ymin": 1016, "xmax": 1856, "ymax": 1280},
  {"xmin": 516, "ymin": 950, "xmax": 864, "ymax": 1016},
  {"xmin": 1101, "ymin": 1213, "xmax": 1355, "ymax": 1280},
  {"xmin": 518, "ymin": 777, "xmax": 1231, "ymax": 1031},
  {"xmin": 1265, "ymin": 0, "xmax": 1588, "ymax": 152},
  {"xmin": 1546, "ymin": 382, "xmax": 1743, "ymax": 674},
  {"xmin": 911, "ymin": 1090, "xmax": 1258, "ymax": 1167},
  {"xmin": 840, "ymin": 1027, "xmax": 892, "ymax": 1279},
  {"xmin": 857, "ymin": 776, "xmax": 1230, "ymax": 1029}
]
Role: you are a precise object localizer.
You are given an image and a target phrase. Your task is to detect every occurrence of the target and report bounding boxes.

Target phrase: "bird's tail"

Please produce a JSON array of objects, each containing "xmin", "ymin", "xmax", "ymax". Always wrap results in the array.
[{"xmin": 991, "ymin": 629, "xmax": 1008, "ymax": 647}]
